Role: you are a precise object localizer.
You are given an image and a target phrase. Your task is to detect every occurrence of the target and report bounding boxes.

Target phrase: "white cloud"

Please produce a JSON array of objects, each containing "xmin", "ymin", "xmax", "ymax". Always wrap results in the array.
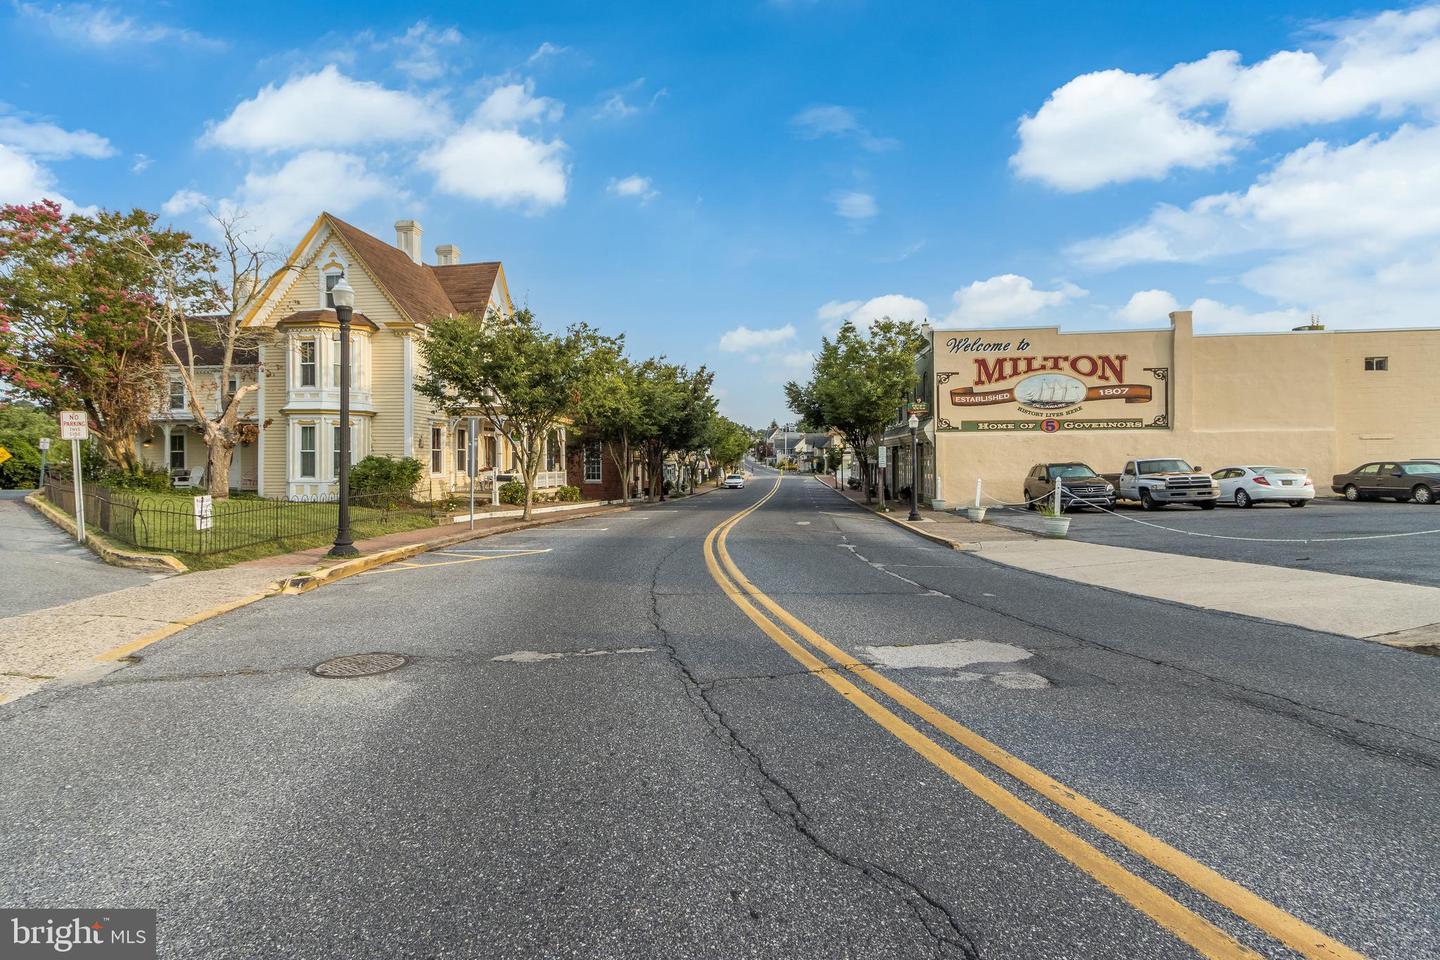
[
  {"xmin": 946, "ymin": 274, "xmax": 1086, "ymax": 325},
  {"xmin": 16, "ymin": 2, "xmax": 224, "ymax": 50},
  {"xmin": 231, "ymin": 151, "xmax": 392, "ymax": 241},
  {"xmin": 791, "ymin": 105, "xmax": 897, "ymax": 151},
  {"xmin": 594, "ymin": 93, "xmax": 639, "ymax": 120},
  {"xmin": 527, "ymin": 42, "xmax": 567, "ymax": 65},
  {"xmin": 130, "ymin": 153, "xmax": 150, "ymax": 174},
  {"xmin": 422, "ymin": 128, "xmax": 567, "ymax": 210},
  {"xmin": 1074, "ymin": 123, "xmax": 1440, "ymax": 268},
  {"xmin": 818, "ymin": 294, "xmax": 929, "ymax": 332},
  {"xmin": 720, "ymin": 324, "xmax": 797, "ymax": 352},
  {"xmin": 1118, "ymin": 290, "xmax": 1308, "ymax": 333},
  {"xmin": 607, "ymin": 175, "xmax": 657, "ymax": 202},
  {"xmin": 1012, "ymin": 68, "xmax": 1239, "ymax": 191},
  {"xmin": 1013, "ymin": 5, "xmax": 1440, "ymax": 190},
  {"xmin": 474, "ymin": 81, "xmax": 563, "ymax": 128},
  {"xmin": 0, "ymin": 113, "xmax": 112, "ymax": 159},
  {"xmin": 776, "ymin": 349, "xmax": 816, "ymax": 371},
  {"xmin": 204, "ymin": 65, "xmax": 445, "ymax": 152},
  {"xmin": 161, "ymin": 188, "xmax": 209, "ymax": 217},
  {"xmin": 0, "ymin": 143, "xmax": 60, "ymax": 205},
  {"xmin": 1116, "ymin": 289, "xmax": 1180, "ymax": 325},
  {"xmin": 831, "ymin": 190, "xmax": 877, "ymax": 220},
  {"xmin": 387, "ymin": 20, "xmax": 462, "ymax": 82}
]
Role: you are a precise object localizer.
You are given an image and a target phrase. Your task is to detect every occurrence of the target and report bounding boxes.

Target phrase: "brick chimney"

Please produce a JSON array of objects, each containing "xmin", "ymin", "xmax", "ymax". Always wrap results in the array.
[
  {"xmin": 435, "ymin": 243, "xmax": 461, "ymax": 266},
  {"xmin": 394, "ymin": 220, "xmax": 422, "ymax": 264}
]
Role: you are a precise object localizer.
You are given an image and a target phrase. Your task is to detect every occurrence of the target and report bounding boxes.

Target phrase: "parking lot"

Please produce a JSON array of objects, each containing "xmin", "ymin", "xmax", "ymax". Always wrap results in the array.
[{"xmin": 990, "ymin": 497, "xmax": 1440, "ymax": 588}]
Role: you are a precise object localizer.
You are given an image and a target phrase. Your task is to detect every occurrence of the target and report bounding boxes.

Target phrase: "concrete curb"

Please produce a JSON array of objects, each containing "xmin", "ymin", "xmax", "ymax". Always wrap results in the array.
[
  {"xmin": 809, "ymin": 476, "xmax": 992, "ymax": 551},
  {"xmin": 25, "ymin": 493, "xmax": 189, "ymax": 574},
  {"xmin": 279, "ymin": 503, "xmax": 632, "ymax": 594}
]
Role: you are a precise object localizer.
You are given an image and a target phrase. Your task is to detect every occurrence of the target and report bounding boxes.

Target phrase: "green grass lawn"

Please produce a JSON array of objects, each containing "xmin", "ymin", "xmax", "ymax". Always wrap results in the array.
[{"xmin": 83, "ymin": 491, "xmax": 440, "ymax": 569}]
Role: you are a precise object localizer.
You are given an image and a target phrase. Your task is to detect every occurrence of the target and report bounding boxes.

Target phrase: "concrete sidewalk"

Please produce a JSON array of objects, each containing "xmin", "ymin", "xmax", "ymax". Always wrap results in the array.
[
  {"xmin": 811, "ymin": 476, "xmax": 1440, "ymax": 647},
  {"xmin": 0, "ymin": 501, "xmax": 629, "ymax": 706}
]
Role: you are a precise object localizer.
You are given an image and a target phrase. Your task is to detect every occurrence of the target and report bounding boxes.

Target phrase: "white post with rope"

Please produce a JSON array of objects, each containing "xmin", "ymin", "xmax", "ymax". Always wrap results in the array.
[
  {"xmin": 1053, "ymin": 478, "xmax": 1063, "ymax": 516},
  {"xmin": 975, "ymin": 478, "xmax": 982, "ymax": 509}
]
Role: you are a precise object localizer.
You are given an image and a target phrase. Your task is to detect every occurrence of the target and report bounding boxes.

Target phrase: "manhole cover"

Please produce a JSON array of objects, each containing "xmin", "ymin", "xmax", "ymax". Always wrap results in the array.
[{"xmin": 310, "ymin": 653, "xmax": 409, "ymax": 678}]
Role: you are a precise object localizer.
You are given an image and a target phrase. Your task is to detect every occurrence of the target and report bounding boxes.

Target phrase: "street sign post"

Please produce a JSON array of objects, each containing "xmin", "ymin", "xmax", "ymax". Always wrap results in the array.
[
  {"xmin": 38, "ymin": 437, "xmax": 50, "ymax": 490},
  {"xmin": 59, "ymin": 411, "xmax": 88, "ymax": 543}
]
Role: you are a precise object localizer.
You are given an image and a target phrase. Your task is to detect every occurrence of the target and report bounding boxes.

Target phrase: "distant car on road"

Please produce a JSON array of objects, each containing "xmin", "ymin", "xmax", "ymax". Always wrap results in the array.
[
  {"xmin": 723, "ymin": 474, "xmax": 746, "ymax": 489},
  {"xmin": 1022, "ymin": 462, "xmax": 1116, "ymax": 511},
  {"xmin": 1211, "ymin": 465, "xmax": 1314, "ymax": 508},
  {"xmin": 1332, "ymin": 461, "xmax": 1440, "ymax": 503}
]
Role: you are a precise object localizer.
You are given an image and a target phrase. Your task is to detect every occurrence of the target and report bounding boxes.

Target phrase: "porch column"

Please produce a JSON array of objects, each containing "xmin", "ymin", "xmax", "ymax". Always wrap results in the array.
[{"xmin": 162, "ymin": 424, "xmax": 172, "ymax": 472}]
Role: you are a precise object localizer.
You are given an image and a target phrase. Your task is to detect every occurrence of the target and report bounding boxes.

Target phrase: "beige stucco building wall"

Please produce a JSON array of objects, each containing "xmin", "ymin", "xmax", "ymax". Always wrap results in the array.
[{"xmin": 926, "ymin": 311, "xmax": 1440, "ymax": 504}]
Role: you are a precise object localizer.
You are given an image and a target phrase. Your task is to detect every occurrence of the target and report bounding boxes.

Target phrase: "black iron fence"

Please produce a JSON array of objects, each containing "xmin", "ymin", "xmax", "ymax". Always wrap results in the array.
[{"xmin": 41, "ymin": 471, "xmax": 440, "ymax": 556}]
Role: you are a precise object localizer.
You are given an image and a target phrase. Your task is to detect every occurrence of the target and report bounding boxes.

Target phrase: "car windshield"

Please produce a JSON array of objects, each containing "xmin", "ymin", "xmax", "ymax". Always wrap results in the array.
[
  {"xmin": 727, "ymin": 474, "xmax": 743, "ymax": 480},
  {"xmin": 1137, "ymin": 459, "xmax": 1193, "ymax": 474},
  {"xmin": 1255, "ymin": 467, "xmax": 1305, "ymax": 476},
  {"xmin": 1401, "ymin": 462, "xmax": 1440, "ymax": 475},
  {"xmin": 1049, "ymin": 464, "xmax": 1097, "ymax": 479}
]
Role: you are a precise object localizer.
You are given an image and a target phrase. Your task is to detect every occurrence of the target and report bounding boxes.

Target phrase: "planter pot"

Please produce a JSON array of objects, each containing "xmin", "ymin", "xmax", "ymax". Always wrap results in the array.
[
  {"xmin": 965, "ymin": 506, "xmax": 987, "ymax": 523},
  {"xmin": 1041, "ymin": 516, "xmax": 1071, "ymax": 539}
]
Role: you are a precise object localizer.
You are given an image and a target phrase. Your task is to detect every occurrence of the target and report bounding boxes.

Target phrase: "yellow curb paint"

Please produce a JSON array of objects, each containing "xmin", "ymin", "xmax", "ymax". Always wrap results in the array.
[
  {"xmin": 359, "ymin": 549, "xmax": 552, "ymax": 575},
  {"xmin": 95, "ymin": 590, "xmax": 276, "ymax": 662},
  {"xmin": 705, "ymin": 476, "xmax": 1366, "ymax": 960}
]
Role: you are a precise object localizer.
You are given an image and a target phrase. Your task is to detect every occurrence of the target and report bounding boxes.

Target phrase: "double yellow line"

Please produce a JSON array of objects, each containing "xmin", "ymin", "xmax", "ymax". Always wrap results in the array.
[{"xmin": 703, "ymin": 476, "xmax": 1365, "ymax": 960}]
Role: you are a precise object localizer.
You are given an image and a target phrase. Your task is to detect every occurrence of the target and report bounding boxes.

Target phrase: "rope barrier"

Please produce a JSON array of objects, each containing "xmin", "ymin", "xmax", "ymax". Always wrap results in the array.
[{"xmin": 977, "ymin": 487, "xmax": 1440, "ymax": 544}]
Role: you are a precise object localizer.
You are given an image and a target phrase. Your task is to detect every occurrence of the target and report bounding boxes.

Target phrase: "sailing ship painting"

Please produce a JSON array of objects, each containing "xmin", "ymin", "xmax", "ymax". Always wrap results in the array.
[{"xmin": 1014, "ymin": 373, "xmax": 1087, "ymax": 410}]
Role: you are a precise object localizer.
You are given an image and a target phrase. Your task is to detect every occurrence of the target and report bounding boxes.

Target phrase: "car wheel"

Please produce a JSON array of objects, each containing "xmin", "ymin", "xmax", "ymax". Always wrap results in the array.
[
  {"xmin": 1139, "ymin": 489, "xmax": 1156, "ymax": 511},
  {"xmin": 1235, "ymin": 489, "xmax": 1252, "ymax": 508},
  {"xmin": 1415, "ymin": 484, "xmax": 1436, "ymax": 505},
  {"xmin": 1344, "ymin": 484, "xmax": 1360, "ymax": 502},
  {"xmin": 1289, "ymin": 500, "xmax": 1307, "ymax": 508},
  {"xmin": 1026, "ymin": 491, "xmax": 1037, "ymax": 511}
]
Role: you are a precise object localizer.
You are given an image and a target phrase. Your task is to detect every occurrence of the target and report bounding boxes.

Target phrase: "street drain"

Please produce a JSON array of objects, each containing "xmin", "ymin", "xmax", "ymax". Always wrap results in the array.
[{"xmin": 310, "ymin": 653, "xmax": 409, "ymax": 678}]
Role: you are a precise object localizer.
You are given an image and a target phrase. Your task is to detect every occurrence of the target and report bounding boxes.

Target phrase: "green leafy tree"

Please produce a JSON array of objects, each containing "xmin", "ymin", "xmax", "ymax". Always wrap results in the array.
[
  {"xmin": 0, "ymin": 201, "xmax": 171, "ymax": 470},
  {"xmin": 574, "ymin": 338, "xmax": 641, "ymax": 503},
  {"xmin": 705, "ymin": 416, "xmax": 752, "ymax": 481},
  {"xmin": 0, "ymin": 402, "xmax": 61, "ymax": 488},
  {"xmin": 417, "ymin": 309, "xmax": 616, "ymax": 520},
  {"xmin": 785, "ymin": 318, "xmax": 926, "ymax": 504}
]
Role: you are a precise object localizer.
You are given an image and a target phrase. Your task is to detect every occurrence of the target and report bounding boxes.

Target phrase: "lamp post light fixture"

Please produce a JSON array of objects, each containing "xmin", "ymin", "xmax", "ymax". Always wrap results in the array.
[
  {"xmin": 328, "ymin": 276, "xmax": 359, "ymax": 558},
  {"xmin": 907, "ymin": 413, "xmax": 921, "ymax": 521}
]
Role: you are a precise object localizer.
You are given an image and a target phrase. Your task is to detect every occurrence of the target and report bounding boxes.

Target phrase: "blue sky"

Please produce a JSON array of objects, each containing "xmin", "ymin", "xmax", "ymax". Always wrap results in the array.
[{"xmin": 2, "ymin": 1, "xmax": 1437, "ymax": 427}]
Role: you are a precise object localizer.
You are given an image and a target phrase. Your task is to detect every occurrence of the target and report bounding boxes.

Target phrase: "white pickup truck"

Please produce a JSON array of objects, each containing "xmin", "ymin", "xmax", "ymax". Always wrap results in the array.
[{"xmin": 1101, "ymin": 458, "xmax": 1219, "ymax": 510}]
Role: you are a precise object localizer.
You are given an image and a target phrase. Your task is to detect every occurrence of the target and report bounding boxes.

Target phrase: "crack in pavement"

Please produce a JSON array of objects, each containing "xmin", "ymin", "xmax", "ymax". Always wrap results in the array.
[
  {"xmin": 647, "ymin": 537, "xmax": 982, "ymax": 959},
  {"xmin": 877, "ymin": 549, "xmax": 1440, "ymax": 772}
]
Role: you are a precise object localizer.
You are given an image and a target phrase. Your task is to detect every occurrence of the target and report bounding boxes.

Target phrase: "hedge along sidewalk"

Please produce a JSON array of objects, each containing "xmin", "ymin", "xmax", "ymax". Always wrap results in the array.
[{"xmin": 0, "ymin": 500, "xmax": 630, "ymax": 710}]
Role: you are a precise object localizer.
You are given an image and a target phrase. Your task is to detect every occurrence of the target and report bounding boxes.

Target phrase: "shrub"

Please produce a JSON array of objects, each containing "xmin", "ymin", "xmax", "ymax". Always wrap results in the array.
[
  {"xmin": 101, "ymin": 464, "xmax": 172, "ymax": 493},
  {"xmin": 553, "ymin": 485, "xmax": 582, "ymax": 502},
  {"xmin": 0, "ymin": 404, "xmax": 58, "ymax": 488},
  {"xmin": 499, "ymin": 480, "xmax": 527, "ymax": 505},
  {"xmin": 350, "ymin": 455, "xmax": 422, "ymax": 506}
]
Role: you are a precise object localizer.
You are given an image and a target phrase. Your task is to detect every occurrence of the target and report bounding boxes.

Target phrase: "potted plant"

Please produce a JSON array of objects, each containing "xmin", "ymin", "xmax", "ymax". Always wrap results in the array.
[
  {"xmin": 965, "ymin": 505, "xmax": 987, "ymax": 522},
  {"xmin": 1037, "ymin": 499, "xmax": 1070, "ymax": 538}
]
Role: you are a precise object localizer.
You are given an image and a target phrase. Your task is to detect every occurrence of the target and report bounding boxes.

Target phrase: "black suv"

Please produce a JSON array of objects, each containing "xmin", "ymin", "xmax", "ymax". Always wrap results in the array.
[{"xmin": 1022, "ymin": 462, "xmax": 1116, "ymax": 511}]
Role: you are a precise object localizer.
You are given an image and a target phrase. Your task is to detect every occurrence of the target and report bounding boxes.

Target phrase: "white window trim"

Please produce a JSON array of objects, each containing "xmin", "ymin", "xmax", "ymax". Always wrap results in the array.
[
  {"xmin": 297, "ymin": 422, "xmax": 319, "ymax": 479},
  {"xmin": 584, "ymin": 441, "xmax": 602, "ymax": 484},
  {"xmin": 320, "ymin": 252, "xmax": 349, "ymax": 309},
  {"xmin": 297, "ymin": 338, "xmax": 318, "ymax": 389},
  {"xmin": 169, "ymin": 432, "xmax": 186, "ymax": 470},
  {"xmin": 168, "ymin": 379, "xmax": 186, "ymax": 411},
  {"xmin": 430, "ymin": 425, "xmax": 445, "ymax": 475}
]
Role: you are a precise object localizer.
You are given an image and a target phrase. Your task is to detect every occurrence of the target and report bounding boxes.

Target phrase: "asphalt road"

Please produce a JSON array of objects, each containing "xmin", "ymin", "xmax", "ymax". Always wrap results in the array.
[
  {"xmin": 0, "ymin": 489, "xmax": 158, "ymax": 616},
  {"xmin": 2, "ymin": 471, "xmax": 1437, "ymax": 958},
  {"xmin": 990, "ymin": 497, "xmax": 1440, "ymax": 587}
]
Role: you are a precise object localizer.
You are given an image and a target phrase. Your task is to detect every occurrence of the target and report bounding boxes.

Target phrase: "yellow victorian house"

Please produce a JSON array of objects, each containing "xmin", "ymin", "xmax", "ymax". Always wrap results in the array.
[{"xmin": 140, "ymin": 213, "xmax": 571, "ymax": 499}]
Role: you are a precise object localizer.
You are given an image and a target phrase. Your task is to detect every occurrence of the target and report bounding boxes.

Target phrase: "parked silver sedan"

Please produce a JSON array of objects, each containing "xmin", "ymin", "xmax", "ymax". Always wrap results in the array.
[{"xmin": 723, "ymin": 474, "xmax": 746, "ymax": 489}]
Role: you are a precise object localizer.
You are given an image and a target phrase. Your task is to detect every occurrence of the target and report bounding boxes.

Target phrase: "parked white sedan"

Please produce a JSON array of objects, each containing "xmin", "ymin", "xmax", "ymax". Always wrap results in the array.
[
  {"xmin": 723, "ymin": 474, "xmax": 746, "ymax": 489},
  {"xmin": 1211, "ymin": 465, "xmax": 1315, "ymax": 508}
]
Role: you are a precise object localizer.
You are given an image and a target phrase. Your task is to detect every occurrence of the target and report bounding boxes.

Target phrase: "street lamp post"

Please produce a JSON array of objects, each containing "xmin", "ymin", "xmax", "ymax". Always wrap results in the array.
[
  {"xmin": 328, "ymin": 277, "xmax": 359, "ymax": 558},
  {"xmin": 907, "ymin": 413, "xmax": 921, "ymax": 521}
]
